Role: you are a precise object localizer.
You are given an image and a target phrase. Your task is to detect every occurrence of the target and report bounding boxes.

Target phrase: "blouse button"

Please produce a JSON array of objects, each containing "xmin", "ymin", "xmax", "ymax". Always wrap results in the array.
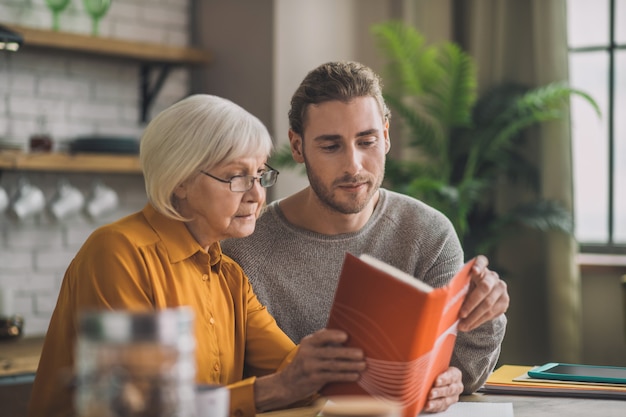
[
  {"xmin": 202, "ymin": 274, "xmax": 209, "ymax": 281},
  {"xmin": 209, "ymin": 317, "xmax": 215, "ymax": 325},
  {"xmin": 213, "ymin": 363, "xmax": 220, "ymax": 371}
]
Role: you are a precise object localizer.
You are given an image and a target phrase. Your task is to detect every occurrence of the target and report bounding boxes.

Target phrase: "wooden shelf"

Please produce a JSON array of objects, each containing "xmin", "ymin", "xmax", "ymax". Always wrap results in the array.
[
  {"xmin": 0, "ymin": 151, "xmax": 142, "ymax": 174},
  {"xmin": 5, "ymin": 24, "xmax": 213, "ymax": 121},
  {"xmin": 6, "ymin": 24, "xmax": 212, "ymax": 65}
]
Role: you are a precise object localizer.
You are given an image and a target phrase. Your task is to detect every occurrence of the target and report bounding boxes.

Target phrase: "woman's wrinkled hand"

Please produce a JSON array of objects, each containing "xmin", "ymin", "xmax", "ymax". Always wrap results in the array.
[{"xmin": 255, "ymin": 328, "xmax": 366, "ymax": 411}]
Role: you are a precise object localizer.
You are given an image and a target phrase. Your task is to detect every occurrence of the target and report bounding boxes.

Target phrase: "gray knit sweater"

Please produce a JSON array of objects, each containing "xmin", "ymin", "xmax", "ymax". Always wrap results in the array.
[{"xmin": 221, "ymin": 188, "xmax": 506, "ymax": 393}]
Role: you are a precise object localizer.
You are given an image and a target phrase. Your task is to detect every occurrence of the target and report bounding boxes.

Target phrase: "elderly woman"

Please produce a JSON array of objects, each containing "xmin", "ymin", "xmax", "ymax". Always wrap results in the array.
[{"xmin": 28, "ymin": 95, "xmax": 365, "ymax": 417}]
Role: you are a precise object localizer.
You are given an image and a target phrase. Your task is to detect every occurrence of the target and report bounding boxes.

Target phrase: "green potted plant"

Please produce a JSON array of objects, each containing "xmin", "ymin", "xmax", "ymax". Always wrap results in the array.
[{"xmin": 371, "ymin": 21, "xmax": 600, "ymax": 258}]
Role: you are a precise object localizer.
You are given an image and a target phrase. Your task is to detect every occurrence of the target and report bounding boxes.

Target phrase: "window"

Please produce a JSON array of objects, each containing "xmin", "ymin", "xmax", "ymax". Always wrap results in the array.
[{"xmin": 568, "ymin": 0, "xmax": 626, "ymax": 253}]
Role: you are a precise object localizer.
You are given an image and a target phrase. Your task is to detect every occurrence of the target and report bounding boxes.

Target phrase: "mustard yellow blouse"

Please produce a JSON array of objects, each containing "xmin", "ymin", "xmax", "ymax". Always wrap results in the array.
[{"xmin": 28, "ymin": 204, "xmax": 297, "ymax": 417}]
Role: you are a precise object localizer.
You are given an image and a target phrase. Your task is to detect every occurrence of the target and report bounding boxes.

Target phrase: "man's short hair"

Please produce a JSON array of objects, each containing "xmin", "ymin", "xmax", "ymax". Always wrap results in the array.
[{"xmin": 288, "ymin": 61, "xmax": 391, "ymax": 136}]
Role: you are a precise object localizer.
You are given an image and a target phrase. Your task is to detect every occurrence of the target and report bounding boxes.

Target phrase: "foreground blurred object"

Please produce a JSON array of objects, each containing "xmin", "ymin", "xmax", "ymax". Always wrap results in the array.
[
  {"xmin": 195, "ymin": 385, "xmax": 229, "ymax": 417},
  {"xmin": 75, "ymin": 307, "xmax": 196, "ymax": 417},
  {"xmin": 321, "ymin": 396, "xmax": 401, "ymax": 417}
]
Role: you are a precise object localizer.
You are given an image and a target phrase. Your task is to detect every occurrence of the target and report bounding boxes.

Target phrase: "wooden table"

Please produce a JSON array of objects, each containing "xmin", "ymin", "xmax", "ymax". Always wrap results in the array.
[
  {"xmin": 0, "ymin": 336, "xmax": 43, "ymax": 380},
  {"xmin": 2, "ymin": 340, "xmax": 624, "ymax": 417},
  {"xmin": 259, "ymin": 393, "xmax": 626, "ymax": 417},
  {"xmin": 0, "ymin": 337, "xmax": 43, "ymax": 417}
]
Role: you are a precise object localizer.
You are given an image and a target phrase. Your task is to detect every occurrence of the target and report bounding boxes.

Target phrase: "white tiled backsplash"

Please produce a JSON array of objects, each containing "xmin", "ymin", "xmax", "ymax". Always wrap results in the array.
[{"xmin": 0, "ymin": 0, "xmax": 194, "ymax": 336}]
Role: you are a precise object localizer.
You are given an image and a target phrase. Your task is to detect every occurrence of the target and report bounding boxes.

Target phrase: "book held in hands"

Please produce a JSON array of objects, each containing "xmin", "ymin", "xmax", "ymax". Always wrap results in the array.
[{"xmin": 321, "ymin": 253, "xmax": 475, "ymax": 417}]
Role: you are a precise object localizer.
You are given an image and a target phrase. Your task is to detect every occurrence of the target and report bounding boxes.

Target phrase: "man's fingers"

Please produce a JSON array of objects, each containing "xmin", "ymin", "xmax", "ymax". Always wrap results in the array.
[
  {"xmin": 458, "ymin": 256, "xmax": 509, "ymax": 331},
  {"xmin": 459, "ymin": 290, "xmax": 509, "ymax": 331},
  {"xmin": 460, "ymin": 268, "xmax": 500, "ymax": 317},
  {"xmin": 424, "ymin": 367, "xmax": 463, "ymax": 413},
  {"xmin": 472, "ymin": 254, "xmax": 489, "ymax": 272}
]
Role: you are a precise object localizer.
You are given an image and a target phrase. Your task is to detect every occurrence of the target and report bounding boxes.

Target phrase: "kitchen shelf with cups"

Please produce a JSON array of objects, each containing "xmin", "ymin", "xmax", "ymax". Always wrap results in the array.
[
  {"xmin": 3, "ymin": 23, "xmax": 213, "ymax": 122},
  {"xmin": 0, "ymin": 150, "xmax": 142, "ymax": 174}
]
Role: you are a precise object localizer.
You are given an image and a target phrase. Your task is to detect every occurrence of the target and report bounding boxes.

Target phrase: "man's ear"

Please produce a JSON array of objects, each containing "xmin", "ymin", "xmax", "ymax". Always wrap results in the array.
[
  {"xmin": 384, "ymin": 119, "xmax": 391, "ymax": 154},
  {"xmin": 288, "ymin": 129, "xmax": 305, "ymax": 163}
]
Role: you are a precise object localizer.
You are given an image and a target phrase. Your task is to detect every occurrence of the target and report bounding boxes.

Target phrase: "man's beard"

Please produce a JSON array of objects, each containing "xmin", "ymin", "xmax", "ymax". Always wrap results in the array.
[{"xmin": 303, "ymin": 157, "xmax": 383, "ymax": 215}]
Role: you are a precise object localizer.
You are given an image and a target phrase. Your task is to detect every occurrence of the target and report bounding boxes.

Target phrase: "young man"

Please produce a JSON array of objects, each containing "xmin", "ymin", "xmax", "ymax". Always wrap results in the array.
[{"xmin": 221, "ymin": 61, "xmax": 508, "ymax": 413}]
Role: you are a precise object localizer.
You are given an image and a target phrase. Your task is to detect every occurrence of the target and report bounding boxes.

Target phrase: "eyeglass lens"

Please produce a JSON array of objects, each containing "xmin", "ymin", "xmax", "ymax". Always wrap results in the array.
[
  {"xmin": 231, "ymin": 170, "xmax": 278, "ymax": 192},
  {"xmin": 260, "ymin": 170, "xmax": 278, "ymax": 187}
]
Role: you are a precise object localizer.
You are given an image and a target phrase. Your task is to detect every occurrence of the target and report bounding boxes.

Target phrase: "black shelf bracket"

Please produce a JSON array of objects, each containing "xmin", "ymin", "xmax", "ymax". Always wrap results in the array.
[{"xmin": 140, "ymin": 63, "xmax": 172, "ymax": 123}]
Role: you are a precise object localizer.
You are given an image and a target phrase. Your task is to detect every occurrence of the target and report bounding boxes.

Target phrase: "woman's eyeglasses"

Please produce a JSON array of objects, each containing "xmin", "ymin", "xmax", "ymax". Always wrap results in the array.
[{"xmin": 200, "ymin": 164, "xmax": 279, "ymax": 192}]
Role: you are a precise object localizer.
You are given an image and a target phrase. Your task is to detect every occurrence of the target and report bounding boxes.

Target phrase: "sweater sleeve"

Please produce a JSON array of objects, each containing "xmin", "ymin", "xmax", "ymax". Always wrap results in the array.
[
  {"xmin": 413, "ymin": 206, "xmax": 506, "ymax": 393},
  {"xmin": 452, "ymin": 314, "xmax": 507, "ymax": 393}
]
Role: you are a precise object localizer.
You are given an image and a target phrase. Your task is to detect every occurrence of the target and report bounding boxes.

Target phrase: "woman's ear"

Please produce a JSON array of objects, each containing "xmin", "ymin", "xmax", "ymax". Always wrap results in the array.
[
  {"xmin": 173, "ymin": 181, "xmax": 188, "ymax": 200},
  {"xmin": 289, "ymin": 130, "xmax": 305, "ymax": 163}
]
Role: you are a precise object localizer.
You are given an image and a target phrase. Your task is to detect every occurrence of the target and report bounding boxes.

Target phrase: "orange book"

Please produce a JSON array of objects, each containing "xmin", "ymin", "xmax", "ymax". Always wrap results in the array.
[{"xmin": 321, "ymin": 253, "xmax": 475, "ymax": 417}]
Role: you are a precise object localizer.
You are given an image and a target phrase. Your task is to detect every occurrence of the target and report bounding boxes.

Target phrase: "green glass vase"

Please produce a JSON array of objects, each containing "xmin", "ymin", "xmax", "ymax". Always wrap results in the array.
[
  {"xmin": 44, "ymin": 0, "xmax": 71, "ymax": 31},
  {"xmin": 83, "ymin": 0, "xmax": 112, "ymax": 36}
]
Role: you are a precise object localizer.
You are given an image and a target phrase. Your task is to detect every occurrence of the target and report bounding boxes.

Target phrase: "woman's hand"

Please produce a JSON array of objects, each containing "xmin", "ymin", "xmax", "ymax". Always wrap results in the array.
[{"xmin": 254, "ymin": 328, "xmax": 366, "ymax": 411}]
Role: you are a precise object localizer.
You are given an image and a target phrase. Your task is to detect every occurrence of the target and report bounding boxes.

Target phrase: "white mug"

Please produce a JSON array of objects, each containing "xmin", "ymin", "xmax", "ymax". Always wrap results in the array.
[
  {"xmin": 85, "ymin": 181, "xmax": 118, "ymax": 219},
  {"xmin": 9, "ymin": 179, "xmax": 46, "ymax": 220},
  {"xmin": 195, "ymin": 384, "xmax": 229, "ymax": 417},
  {"xmin": 49, "ymin": 180, "xmax": 85, "ymax": 220}
]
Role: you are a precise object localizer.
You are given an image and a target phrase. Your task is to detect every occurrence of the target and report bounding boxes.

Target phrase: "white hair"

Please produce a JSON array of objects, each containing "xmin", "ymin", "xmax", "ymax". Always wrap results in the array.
[{"xmin": 140, "ymin": 94, "xmax": 273, "ymax": 220}]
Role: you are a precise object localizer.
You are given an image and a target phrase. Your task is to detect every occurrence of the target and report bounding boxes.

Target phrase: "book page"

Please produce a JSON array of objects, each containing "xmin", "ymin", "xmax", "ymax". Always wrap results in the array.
[{"xmin": 359, "ymin": 254, "xmax": 433, "ymax": 292}]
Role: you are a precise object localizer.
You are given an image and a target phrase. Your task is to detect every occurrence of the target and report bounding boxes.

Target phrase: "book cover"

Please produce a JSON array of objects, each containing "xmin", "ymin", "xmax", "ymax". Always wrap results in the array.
[
  {"xmin": 480, "ymin": 365, "xmax": 626, "ymax": 400},
  {"xmin": 321, "ymin": 253, "xmax": 474, "ymax": 417}
]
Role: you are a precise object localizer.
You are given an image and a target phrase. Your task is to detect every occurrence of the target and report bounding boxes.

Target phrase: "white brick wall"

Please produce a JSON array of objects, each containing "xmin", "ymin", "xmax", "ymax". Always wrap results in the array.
[{"xmin": 0, "ymin": 0, "xmax": 193, "ymax": 336}]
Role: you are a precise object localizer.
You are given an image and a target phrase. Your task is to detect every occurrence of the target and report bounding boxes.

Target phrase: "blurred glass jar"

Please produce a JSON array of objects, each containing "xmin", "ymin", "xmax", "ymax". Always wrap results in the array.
[
  {"xmin": 29, "ymin": 133, "xmax": 53, "ymax": 152},
  {"xmin": 30, "ymin": 115, "xmax": 53, "ymax": 152},
  {"xmin": 75, "ymin": 307, "xmax": 196, "ymax": 417}
]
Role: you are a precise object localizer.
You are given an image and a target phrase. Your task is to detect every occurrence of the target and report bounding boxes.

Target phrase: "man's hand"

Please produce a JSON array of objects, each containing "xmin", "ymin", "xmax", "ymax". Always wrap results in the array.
[
  {"xmin": 255, "ymin": 328, "xmax": 366, "ymax": 411},
  {"xmin": 423, "ymin": 366, "xmax": 463, "ymax": 413},
  {"xmin": 458, "ymin": 255, "xmax": 509, "ymax": 332}
]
